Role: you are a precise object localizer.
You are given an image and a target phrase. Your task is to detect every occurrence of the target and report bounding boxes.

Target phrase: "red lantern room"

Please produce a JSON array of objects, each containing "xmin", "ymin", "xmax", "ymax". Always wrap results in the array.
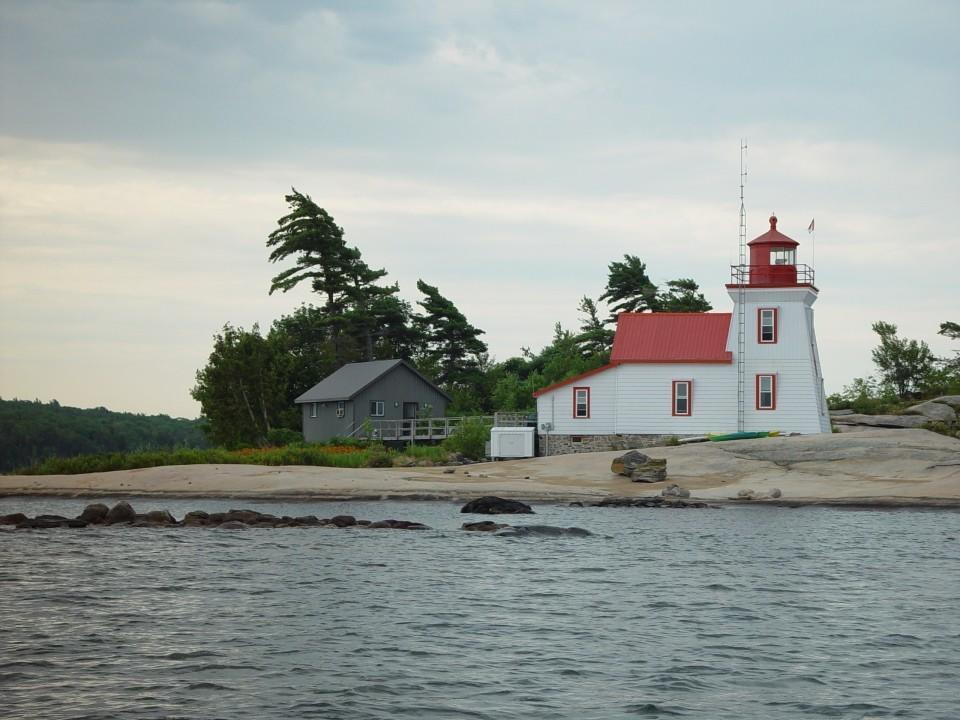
[{"xmin": 747, "ymin": 215, "xmax": 798, "ymax": 285}]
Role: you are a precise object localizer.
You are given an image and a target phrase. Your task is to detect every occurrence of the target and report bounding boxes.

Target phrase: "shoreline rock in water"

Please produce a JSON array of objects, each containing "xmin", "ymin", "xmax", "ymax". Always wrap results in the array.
[
  {"xmin": 460, "ymin": 496, "xmax": 534, "ymax": 514},
  {"xmin": 1, "ymin": 501, "xmax": 431, "ymax": 531},
  {"xmin": 593, "ymin": 496, "xmax": 713, "ymax": 509}
]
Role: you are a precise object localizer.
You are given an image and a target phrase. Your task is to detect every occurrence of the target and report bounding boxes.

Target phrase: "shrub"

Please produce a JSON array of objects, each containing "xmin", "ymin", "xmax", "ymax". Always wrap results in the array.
[
  {"xmin": 366, "ymin": 451, "xmax": 393, "ymax": 468},
  {"xmin": 442, "ymin": 418, "xmax": 492, "ymax": 460},
  {"xmin": 664, "ymin": 436, "xmax": 681, "ymax": 446},
  {"xmin": 266, "ymin": 428, "xmax": 303, "ymax": 446},
  {"xmin": 922, "ymin": 421, "xmax": 960, "ymax": 439},
  {"xmin": 327, "ymin": 435, "xmax": 369, "ymax": 449},
  {"xmin": 403, "ymin": 444, "xmax": 450, "ymax": 463}
]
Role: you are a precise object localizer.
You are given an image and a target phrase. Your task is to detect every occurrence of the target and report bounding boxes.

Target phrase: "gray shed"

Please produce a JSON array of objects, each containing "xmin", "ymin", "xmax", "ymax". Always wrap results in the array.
[{"xmin": 294, "ymin": 359, "xmax": 451, "ymax": 443}]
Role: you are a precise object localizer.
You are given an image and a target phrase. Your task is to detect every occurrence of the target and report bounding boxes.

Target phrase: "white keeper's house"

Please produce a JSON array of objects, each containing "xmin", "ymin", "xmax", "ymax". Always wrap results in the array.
[{"xmin": 533, "ymin": 215, "xmax": 831, "ymax": 455}]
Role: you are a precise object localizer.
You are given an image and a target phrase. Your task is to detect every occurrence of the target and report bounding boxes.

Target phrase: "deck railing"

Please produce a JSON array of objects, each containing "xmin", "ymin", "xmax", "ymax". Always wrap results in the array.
[
  {"xmin": 729, "ymin": 263, "xmax": 815, "ymax": 286},
  {"xmin": 347, "ymin": 412, "xmax": 532, "ymax": 442}
]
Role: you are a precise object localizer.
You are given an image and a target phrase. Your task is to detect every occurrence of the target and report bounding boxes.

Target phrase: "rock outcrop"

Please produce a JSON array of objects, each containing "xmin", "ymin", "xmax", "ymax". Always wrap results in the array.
[
  {"xmin": 460, "ymin": 496, "xmax": 534, "ymax": 514},
  {"xmin": 904, "ymin": 401, "xmax": 957, "ymax": 424},
  {"xmin": 661, "ymin": 484, "xmax": 691, "ymax": 498},
  {"xmin": 830, "ymin": 414, "xmax": 927, "ymax": 429}
]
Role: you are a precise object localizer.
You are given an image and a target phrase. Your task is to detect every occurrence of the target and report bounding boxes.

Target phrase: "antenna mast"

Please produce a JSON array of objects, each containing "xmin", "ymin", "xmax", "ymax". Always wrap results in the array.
[{"xmin": 736, "ymin": 140, "xmax": 748, "ymax": 432}]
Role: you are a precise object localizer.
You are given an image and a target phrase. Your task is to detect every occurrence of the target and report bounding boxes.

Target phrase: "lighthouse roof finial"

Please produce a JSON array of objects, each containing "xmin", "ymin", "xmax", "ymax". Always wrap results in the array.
[{"xmin": 769, "ymin": 213, "xmax": 777, "ymax": 229}]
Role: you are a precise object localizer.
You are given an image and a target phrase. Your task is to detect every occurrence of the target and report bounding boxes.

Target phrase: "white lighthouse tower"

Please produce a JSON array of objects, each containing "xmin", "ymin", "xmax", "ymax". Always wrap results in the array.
[{"xmin": 727, "ymin": 215, "xmax": 831, "ymax": 434}]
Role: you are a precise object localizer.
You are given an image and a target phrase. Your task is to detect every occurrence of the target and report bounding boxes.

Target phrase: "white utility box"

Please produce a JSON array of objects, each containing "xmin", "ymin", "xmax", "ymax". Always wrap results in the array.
[{"xmin": 489, "ymin": 427, "xmax": 535, "ymax": 459}]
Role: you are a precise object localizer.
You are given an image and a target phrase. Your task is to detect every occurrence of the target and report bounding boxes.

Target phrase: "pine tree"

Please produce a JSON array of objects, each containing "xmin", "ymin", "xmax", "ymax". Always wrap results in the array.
[
  {"xmin": 599, "ymin": 254, "xmax": 659, "ymax": 321},
  {"xmin": 414, "ymin": 280, "xmax": 487, "ymax": 388}
]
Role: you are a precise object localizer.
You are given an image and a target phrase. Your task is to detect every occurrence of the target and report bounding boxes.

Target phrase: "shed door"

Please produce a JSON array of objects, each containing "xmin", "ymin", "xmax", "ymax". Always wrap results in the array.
[{"xmin": 402, "ymin": 402, "xmax": 419, "ymax": 419}]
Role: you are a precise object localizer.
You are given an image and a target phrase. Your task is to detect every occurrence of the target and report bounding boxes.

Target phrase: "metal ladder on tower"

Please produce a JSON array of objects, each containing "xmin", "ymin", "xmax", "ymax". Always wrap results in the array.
[{"xmin": 736, "ymin": 141, "xmax": 747, "ymax": 432}]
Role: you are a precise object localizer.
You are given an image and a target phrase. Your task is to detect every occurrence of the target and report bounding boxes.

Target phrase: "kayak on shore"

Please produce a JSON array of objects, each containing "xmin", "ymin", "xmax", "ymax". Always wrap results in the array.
[{"xmin": 708, "ymin": 430, "xmax": 780, "ymax": 442}]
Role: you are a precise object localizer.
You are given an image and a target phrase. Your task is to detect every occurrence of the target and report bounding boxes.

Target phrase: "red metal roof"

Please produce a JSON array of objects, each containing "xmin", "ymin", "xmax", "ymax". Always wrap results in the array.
[
  {"xmin": 748, "ymin": 214, "xmax": 799, "ymax": 247},
  {"xmin": 532, "ymin": 312, "xmax": 733, "ymax": 397},
  {"xmin": 611, "ymin": 312, "xmax": 733, "ymax": 363}
]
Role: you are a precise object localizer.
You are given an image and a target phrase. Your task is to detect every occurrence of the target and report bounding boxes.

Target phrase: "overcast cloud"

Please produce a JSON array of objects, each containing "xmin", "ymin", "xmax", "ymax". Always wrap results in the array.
[{"xmin": 1, "ymin": 1, "xmax": 957, "ymax": 417}]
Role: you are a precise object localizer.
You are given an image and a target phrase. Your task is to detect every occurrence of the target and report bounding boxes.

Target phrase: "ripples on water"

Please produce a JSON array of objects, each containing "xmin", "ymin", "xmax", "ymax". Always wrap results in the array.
[{"xmin": 1, "ymin": 497, "xmax": 958, "ymax": 719}]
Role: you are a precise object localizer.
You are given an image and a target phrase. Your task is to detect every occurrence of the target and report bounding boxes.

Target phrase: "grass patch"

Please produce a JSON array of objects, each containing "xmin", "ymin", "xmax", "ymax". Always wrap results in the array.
[{"xmin": 12, "ymin": 441, "xmax": 454, "ymax": 475}]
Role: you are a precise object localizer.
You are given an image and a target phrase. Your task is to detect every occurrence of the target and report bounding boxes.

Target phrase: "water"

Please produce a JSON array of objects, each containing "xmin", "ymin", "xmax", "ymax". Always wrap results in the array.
[{"xmin": 1, "ymin": 497, "xmax": 959, "ymax": 719}]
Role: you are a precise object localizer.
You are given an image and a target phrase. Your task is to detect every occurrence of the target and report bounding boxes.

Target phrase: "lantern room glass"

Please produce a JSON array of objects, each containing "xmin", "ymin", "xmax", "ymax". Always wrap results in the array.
[{"xmin": 770, "ymin": 248, "xmax": 796, "ymax": 266}]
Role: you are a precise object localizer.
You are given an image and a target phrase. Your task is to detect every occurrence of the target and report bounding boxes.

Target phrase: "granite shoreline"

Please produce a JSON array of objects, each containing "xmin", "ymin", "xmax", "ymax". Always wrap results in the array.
[{"xmin": 2, "ymin": 428, "xmax": 957, "ymax": 509}]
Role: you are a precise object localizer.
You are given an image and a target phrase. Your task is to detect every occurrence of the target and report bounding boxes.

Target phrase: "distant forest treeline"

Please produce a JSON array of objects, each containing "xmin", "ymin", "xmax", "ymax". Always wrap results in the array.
[{"xmin": 0, "ymin": 399, "xmax": 208, "ymax": 473}]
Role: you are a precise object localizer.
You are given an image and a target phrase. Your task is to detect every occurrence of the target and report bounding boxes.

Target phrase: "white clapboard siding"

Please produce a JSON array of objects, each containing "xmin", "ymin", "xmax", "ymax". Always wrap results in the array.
[
  {"xmin": 535, "ymin": 285, "xmax": 831, "ymax": 437},
  {"xmin": 730, "ymin": 286, "xmax": 831, "ymax": 434},
  {"xmin": 615, "ymin": 363, "xmax": 738, "ymax": 434},
  {"xmin": 536, "ymin": 368, "xmax": 619, "ymax": 434}
]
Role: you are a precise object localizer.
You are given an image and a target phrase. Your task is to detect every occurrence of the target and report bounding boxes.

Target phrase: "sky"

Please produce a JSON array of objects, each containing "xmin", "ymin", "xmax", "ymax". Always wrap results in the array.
[{"xmin": 1, "ymin": 0, "xmax": 958, "ymax": 419}]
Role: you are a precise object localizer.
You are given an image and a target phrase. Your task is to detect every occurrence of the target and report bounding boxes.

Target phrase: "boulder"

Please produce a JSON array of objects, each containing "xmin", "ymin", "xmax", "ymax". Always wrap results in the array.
[
  {"xmin": 931, "ymin": 395, "xmax": 960, "ymax": 409},
  {"xmin": 141, "ymin": 510, "xmax": 176, "ymax": 525},
  {"xmin": 460, "ymin": 496, "xmax": 534, "ymax": 514},
  {"xmin": 105, "ymin": 501, "xmax": 136, "ymax": 525},
  {"xmin": 292, "ymin": 515, "xmax": 320, "ymax": 526},
  {"xmin": 661, "ymin": 484, "xmax": 691, "ymax": 498},
  {"xmin": 904, "ymin": 401, "xmax": 957, "ymax": 424},
  {"xmin": 395, "ymin": 522, "xmax": 430, "ymax": 530},
  {"xmin": 630, "ymin": 458, "xmax": 667, "ymax": 483},
  {"xmin": 182, "ymin": 511, "xmax": 210, "ymax": 526},
  {"xmin": 77, "ymin": 503, "xmax": 109, "ymax": 524},
  {"xmin": 595, "ymin": 496, "xmax": 664, "ymax": 508},
  {"xmin": 366, "ymin": 519, "xmax": 430, "ymax": 530},
  {"xmin": 0, "ymin": 512, "xmax": 28, "ymax": 525},
  {"xmin": 829, "ymin": 413, "xmax": 927, "ymax": 429},
  {"xmin": 225, "ymin": 509, "xmax": 272, "ymax": 524},
  {"xmin": 329, "ymin": 515, "xmax": 357, "ymax": 527},
  {"xmin": 737, "ymin": 488, "xmax": 782, "ymax": 500},
  {"xmin": 462, "ymin": 521, "xmax": 509, "ymax": 532},
  {"xmin": 495, "ymin": 525, "xmax": 593, "ymax": 538},
  {"xmin": 611, "ymin": 450, "xmax": 650, "ymax": 476}
]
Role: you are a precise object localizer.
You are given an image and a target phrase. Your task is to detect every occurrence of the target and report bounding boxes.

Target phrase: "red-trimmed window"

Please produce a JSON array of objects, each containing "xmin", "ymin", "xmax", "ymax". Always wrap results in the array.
[
  {"xmin": 756, "ymin": 374, "xmax": 776, "ymax": 410},
  {"xmin": 758, "ymin": 308, "xmax": 778, "ymax": 344},
  {"xmin": 672, "ymin": 380, "xmax": 692, "ymax": 416},
  {"xmin": 573, "ymin": 387, "xmax": 590, "ymax": 418}
]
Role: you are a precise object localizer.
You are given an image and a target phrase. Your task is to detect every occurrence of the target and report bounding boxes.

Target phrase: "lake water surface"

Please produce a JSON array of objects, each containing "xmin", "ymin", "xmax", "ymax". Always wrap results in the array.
[{"xmin": 2, "ymin": 497, "xmax": 958, "ymax": 719}]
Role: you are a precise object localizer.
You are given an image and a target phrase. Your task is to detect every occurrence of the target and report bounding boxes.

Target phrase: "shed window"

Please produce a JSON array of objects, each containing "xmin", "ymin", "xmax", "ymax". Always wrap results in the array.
[
  {"xmin": 758, "ymin": 308, "xmax": 778, "ymax": 344},
  {"xmin": 770, "ymin": 248, "xmax": 796, "ymax": 265},
  {"xmin": 336, "ymin": 401, "xmax": 345, "ymax": 418},
  {"xmin": 573, "ymin": 387, "xmax": 590, "ymax": 419},
  {"xmin": 756, "ymin": 374, "xmax": 776, "ymax": 410},
  {"xmin": 672, "ymin": 381, "xmax": 692, "ymax": 416},
  {"xmin": 311, "ymin": 402, "xmax": 317, "ymax": 418},
  {"xmin": 370, "ymin": 401, "xmax": 385, "ymax": 417}
]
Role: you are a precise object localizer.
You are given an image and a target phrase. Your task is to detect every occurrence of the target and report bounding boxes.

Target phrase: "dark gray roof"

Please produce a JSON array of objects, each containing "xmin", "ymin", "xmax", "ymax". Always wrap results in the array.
[{"xmin": 294, "ymin": 359, "xmax": 450, "ymax": 403}]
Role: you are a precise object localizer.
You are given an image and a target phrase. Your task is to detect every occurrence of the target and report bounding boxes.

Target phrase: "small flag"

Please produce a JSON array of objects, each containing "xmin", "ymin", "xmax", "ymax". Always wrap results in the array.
[{"xmin": 808, "ymin": 218, "xmax": 815, "ymax": 233}]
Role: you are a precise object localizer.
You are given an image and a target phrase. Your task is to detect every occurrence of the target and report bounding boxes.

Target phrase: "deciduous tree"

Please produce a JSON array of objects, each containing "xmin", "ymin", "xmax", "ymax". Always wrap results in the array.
[{"xmin": 870, "ymin": 321, "xmax": 936, "ymax": 399}]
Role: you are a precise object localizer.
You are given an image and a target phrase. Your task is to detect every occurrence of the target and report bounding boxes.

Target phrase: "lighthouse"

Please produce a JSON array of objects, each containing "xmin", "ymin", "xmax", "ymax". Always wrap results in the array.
[
  {"xmin": 726, "ymin": 215, "xmax": 831, "ymax": 434},
  {"xmin": 532, "ymin": 214, "xmax": 831, "ymax": 456}
]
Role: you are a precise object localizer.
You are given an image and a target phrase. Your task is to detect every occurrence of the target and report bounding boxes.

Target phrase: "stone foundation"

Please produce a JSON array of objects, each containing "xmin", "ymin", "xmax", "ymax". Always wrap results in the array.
[{"xmin": 538, "ymin": 434, "xmax": 697, "ymax": 456}]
